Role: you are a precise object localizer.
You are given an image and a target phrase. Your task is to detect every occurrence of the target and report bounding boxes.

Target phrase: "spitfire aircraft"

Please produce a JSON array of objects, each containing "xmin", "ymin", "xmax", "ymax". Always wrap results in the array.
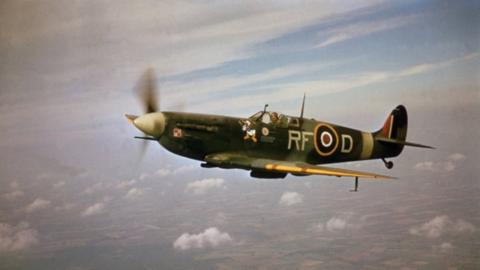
[{"xmin": 126, "ymin": 70, "xmax": 433, "ymax": 191}]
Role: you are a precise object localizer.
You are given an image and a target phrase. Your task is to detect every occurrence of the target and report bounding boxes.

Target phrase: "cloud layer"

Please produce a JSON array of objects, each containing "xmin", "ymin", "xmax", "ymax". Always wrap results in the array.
[
  {"xmin": 0, "ymin": 222, "xmax": 38, "ymax": 253},
  {"xmin": 3, "ymin": 190, "xmax": 24, "ymax": 201},
  {"xmin": 24, "ymin": 198, "xmax": 51, "ymax": 213},
  {"xmin": 125, "ymin": 188, "xmax": 145, "ymax": 199},
  {"xmin": 186, "ymin": 178, "xmax": 224, "ymax": 195},
  {"xmin": 316, "ymin": 217, "xmax": 349, "ymax": 232},
  {"xmin": 409, "ymin": 215, "xmax": 476, "ymax": 238},
  {"xmin": 414, "ymin": 153, "xmax": 467, "ymax": 173},
  {"xmin": 279, "ymin": 191, "xmax": 303, "ymax": 206},
  {"xmin": 81, "ymin": 202, "xmax": 105, "ymax": 217},
  {"xmin": 315, "ymin": 14, "xmax": 416, "ymax": 48},
  {"xmin": 173, "ymin": 227, "xmax": 232, "ymax": 251},
  {"xmin": 0, "ymin": 1, "xmax": 478, "ymax": 268}
]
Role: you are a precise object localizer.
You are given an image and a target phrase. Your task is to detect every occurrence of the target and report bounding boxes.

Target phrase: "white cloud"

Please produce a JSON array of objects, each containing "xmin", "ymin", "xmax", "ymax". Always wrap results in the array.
[
  {"xmin": 397, "ymin": 63, "xmax": 437, "ymax": 77},
  {"xmin": 9, "ymin": 181, "xmax": 19, "ymax": 189},
  {"xmin": 0, "ymin": 222, "xmax": 38, "ymax": 253},
  {"xmin": 2, "ymin": 1, "xmax": 379, "ymax": 77},
  {"xmin": 316, "ymin": 15, "xmax": 416, "ymax": 48},
  {"xmin": 398, "ymin": 53, "xmax": 478, "ymax": 78},
  {"xmin": 84, "ymin": 182, "xmax": 107, "ymax": 195},
  {"xmin": 151, "ymin": 1, "xmax": 378, "ymax": 76},
  {"xmin": 154, "ymin": 165, "xmax": 195, "ymax": 177},
  {"xmin": 173, "ymin": 227, "xmax": 232, "ymax": 251},
  {"xmin": 3, "ymin": 190, "xmax": 24, "ymax": 201},
  {"xmin": 409, "ymin": 215, "xmax": 476, "ymax": 238},
  {"xmin": 414, "ymin": 161, "xmax": 435, "ymax": 172},
  {"xmin": 453, "ymin": 219, "xmax": 476, "ymax": 233},
  {"xmin": 409, "ymin": 215, "xmax": 449, "ymax": 238},
  {"xmin": 414, "ymin": 161, "xmax": 456, "ymax": 172},
  {"xmin": 186, "ymin": 178, "xmax": 224, "ymax": 195},
  {"xmin": 414, "ymin": 153, "xmax": 467, "ymax": 173},
  {"xmin": 194, "ymin": 53, "xmax": 478, "ymax": 113},
  {"xmin": 141, "ymin": 165, "xmax": 194, "ymax": 179},
  {"xmin": 155, "ymin": 168, "xmax": 171, "ymax": 177},
  {"xmin": 55, "ymin": 203, "xmax": 75, "ymax": 212},
  {"xmin": 173, "ymin": 165, "xmax": 196, "ymax": 175},
  {"xmin": 53, "ymin": 181, "xmax": 65, "ymax": 189},
  {"xmin": 213, "ymin": 212, "xmax": 227, "ymax": 226},
  {"xmin": 139, "ymin": 173, "xmax": 150, "ymax": 181},
  {"xmin": 164, "ymin": 61, "xmax": 337, "ymax": 102},
  {"xmin": 116, "ymin": 179, "xmax": 137, "ymax": 189},
  {"xmin": 81, "ymin": 202, "xmax": 105, "ymax": 217},
  {"xmin": 314, "ymin": 223, "xmax": 325, "ymax": 232},
  {"xmin": 3, "ymin": 181, "xmax": 24, "ymax": 200},
  {"xmin": 0, "ymin": 0, "xmax": 383, "ymax": 114},
  {"xmin": 24, "ymin": 198, "xmax": 51, "ymax": 213},
  {"xmin": 136, "ymin": 166, "xmax": 196, "ymax": 181},
  {"xmin": 314, "ymin": 217, "xmax": 350, "ymax": 233},
  {"xmin": 125, "ymin": 188, "xmax": 145, "ymax": 199},
  {"xmin": 279, "ymin": 191, "xmax": 304, "ymax": 206},
  {"xmin": 326, "ymin": 217, "xmax": 348, "ymax": 231},
  {"xmin": 448, "ymin": 153, "xmax": 466, "ymax": 161},
  {"xmin": 438, "ymin": 242, "xmax": 453, "ymax": 252}
]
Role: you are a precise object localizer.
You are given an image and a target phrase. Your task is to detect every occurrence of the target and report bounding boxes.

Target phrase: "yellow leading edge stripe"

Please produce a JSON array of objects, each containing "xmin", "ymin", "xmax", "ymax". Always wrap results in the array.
[{"xmin": 264, "ymin": 164, "xmax": 380, "ymax": 178}]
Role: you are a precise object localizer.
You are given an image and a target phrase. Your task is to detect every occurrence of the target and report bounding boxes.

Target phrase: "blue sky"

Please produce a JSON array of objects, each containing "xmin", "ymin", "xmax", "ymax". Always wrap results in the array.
[{"xmin": 0, "ymin": 1, "xmax": 479, "ymax": 269}]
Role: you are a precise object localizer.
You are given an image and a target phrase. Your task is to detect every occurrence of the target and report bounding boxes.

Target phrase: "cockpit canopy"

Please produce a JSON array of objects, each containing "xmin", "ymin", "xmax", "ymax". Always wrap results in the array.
[{"xmin": 248, "ymin": 111, "xmax": 299, "ymax": 128}]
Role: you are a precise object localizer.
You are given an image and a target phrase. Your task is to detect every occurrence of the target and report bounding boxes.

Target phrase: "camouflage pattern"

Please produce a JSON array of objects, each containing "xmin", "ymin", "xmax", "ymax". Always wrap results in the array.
[{"xmin": 158, "ymin": 105, "xmax": 407, "ymax": 166}]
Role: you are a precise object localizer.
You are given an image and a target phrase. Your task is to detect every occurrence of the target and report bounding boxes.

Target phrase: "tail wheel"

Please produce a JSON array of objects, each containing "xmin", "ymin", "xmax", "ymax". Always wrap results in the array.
[
  {"xmin": 382, "ymin": 158, "xmax": 394, "ymax": 169},
  {"xmin": 386, "ymin": 161, "xmax": 394, "ymax": 169}
]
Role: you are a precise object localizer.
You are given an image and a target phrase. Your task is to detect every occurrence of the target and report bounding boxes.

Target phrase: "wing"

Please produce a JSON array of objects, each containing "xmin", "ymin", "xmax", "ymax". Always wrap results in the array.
[{"xmin": 205, "ymin": 153, "xmax": 395, "ymax": 179}]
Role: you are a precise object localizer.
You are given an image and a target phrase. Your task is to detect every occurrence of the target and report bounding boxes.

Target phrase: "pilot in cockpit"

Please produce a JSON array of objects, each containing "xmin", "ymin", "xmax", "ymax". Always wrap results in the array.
[
  {"xmin": 271, "ymin": 112, "xmax": 279, "ymax": 124},
  {"xmin": 249, "ymin": 111, "xmax": 289, "ymax": 128}
]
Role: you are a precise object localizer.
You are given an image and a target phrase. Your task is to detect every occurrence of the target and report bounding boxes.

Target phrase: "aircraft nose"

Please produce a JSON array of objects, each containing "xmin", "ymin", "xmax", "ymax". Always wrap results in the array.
[{"xmin": 133, "ymin": 112, "xmax": 166, "ymax": 137}]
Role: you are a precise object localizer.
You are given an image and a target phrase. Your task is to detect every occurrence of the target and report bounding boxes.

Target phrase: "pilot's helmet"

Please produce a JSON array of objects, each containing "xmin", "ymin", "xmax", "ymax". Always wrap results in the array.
[{"xmin": 271, "ymin": 112, "xmax": 279, "ymax": 122}]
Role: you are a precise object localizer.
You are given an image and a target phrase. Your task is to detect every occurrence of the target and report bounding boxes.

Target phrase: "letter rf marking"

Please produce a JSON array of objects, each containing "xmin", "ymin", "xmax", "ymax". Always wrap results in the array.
[
  {"xmin": 288, "ymin": 130, "xmax": 313, "ymax": 151},
  {"xmin": 288, "ymin": 130, "xmax": 301, "ymax": 150},
  {"xmin": 301, "ymin": 132, "xmax": 314, "ymax": 151}
]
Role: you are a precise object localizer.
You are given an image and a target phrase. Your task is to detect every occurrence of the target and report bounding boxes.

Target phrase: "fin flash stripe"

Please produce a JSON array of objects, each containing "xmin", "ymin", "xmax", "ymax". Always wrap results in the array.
[{"xmin": 383, "ymin": 115, "xmax": 394, "ymax": 138}]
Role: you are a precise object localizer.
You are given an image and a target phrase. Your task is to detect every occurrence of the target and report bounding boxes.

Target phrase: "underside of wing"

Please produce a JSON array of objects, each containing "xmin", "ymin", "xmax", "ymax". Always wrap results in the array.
[
  {"xmin": 204, "ymin": 153, "xmax": 395, "ymax": 179},
  {"xmin": 259, "ymin": 161, "xmax": 394, "ymax": 179}
]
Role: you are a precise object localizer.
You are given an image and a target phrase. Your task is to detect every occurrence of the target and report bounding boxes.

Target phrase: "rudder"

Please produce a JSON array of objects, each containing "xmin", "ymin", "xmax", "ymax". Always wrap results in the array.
[{"xmin": 376, "ymin": 105, "xmax": 408, "ymax": 141}]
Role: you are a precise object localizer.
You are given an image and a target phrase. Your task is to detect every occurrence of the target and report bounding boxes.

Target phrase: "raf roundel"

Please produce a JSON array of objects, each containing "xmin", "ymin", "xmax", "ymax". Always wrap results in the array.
[
  {"xmin": 320, "ymin": 131, "xmax": 333, "ymax": 147},
  {"xmin": 314, "ymin": 124, "xmax": 339, "ymax": 156},
  {"xmin": 262, "ymin": 127, "xmax": 269, "ymax": 136}
]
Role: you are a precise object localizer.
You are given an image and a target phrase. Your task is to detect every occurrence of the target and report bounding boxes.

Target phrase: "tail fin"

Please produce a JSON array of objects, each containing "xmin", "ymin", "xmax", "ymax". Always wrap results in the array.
[
  {"xmin": 376, "ymin": 105, "xmax": 408, "ymax": 141},
  {"xmin": 375, "ymin": 105, "xmax": 434, "ymax": 149}
]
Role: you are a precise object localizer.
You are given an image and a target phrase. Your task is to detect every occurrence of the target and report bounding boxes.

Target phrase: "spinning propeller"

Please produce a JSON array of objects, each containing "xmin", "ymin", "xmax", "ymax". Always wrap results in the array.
[{"xmin": 125, "ymin": 69, "xmax": 167, "ymax": 159}]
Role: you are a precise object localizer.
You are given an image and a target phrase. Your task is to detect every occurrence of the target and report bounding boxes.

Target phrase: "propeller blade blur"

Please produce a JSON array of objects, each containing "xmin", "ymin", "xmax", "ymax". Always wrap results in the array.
[
  {"xmin": 136, "ymin": 68, "xmax": 159, "ymax": 114},
  {"xmin": 138, "ymin": 140, "xmax": 148, "ymax": 162},
  {"xmin": 128, "ymin": 68, "xmax": 165, "ymax": 165}
]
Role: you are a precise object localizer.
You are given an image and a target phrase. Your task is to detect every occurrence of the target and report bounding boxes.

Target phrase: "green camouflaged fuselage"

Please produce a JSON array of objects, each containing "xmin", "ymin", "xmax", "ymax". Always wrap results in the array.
[{"xmin": 158, "ymin": 111, "xmax": 404, "ymax": 165}]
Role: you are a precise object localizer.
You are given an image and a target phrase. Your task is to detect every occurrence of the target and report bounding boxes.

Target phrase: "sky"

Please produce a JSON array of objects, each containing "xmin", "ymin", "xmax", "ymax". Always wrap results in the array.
[{"xmin": 0, "ymin": 0, "xmax": 479, "ymax": 269}]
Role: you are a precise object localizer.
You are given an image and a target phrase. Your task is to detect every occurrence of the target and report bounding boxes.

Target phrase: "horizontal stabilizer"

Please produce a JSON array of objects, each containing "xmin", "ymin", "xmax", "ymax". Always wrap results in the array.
[{"xmin": 375, "ymin": 137, "xmax": 434, "ymax": 149}]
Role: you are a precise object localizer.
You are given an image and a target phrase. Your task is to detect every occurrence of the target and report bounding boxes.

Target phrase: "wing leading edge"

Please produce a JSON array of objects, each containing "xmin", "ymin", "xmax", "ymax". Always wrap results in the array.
[{"xmin": 205, "ymin": 153, "xmax": 395, "ymax": 180}]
